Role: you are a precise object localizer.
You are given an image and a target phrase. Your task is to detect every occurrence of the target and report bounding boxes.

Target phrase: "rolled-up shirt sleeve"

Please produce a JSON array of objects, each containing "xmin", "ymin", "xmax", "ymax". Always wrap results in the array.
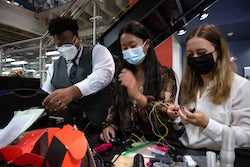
[{"xmin": 75, "ymin": 44, "xmax": 115, "ymax": 96}]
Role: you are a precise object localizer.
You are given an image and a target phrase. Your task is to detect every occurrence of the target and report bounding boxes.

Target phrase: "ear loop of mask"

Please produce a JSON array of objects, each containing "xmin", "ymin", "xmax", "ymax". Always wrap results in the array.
[
  {"xmin": 73, "ymin": 36, "xmax": 82, "ymax": 60},
  {"xmin": 143, "ymin": 39, "xmax": 149, "ymax": 55},
  {"xmin": 71, "ymin": 36, "xmax": 78, "ymax": 48}
]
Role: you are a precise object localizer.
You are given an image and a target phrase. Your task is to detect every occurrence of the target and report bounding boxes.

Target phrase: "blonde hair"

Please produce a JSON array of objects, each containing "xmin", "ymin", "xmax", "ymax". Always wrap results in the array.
[{"xmin": 180, "ymin": 24, "xmax": 236, "ymax": 105}]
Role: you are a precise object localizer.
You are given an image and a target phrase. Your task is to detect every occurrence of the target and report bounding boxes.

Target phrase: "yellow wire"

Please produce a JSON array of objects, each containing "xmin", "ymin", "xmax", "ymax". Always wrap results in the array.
[
  {"xmin": 152, "ymin": 102, "xmax": 169, "ymax": 143},
  {"xmin": 127, "ymin": 133, "xmax": 144, "ymax": 143},
  {"xmin": 129, "ymin": 102, "xmax": 169, "ymax": 144}
]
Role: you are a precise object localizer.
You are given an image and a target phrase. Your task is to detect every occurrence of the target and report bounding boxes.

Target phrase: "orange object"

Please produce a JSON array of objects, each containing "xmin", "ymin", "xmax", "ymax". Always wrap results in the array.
[
  {"xmin": 0, "ymin": 125, "xmax": 88, "ymax": 167},
  {"xmin": 46, "ymin": 124, "xmax": 88, "ymax": 167}
]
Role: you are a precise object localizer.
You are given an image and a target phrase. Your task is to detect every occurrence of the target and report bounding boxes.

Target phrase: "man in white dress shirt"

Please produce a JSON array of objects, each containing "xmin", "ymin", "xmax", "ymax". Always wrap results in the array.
[{"xmin": 42, "ymin": 16, "xmax": 115, "ymax": 131}]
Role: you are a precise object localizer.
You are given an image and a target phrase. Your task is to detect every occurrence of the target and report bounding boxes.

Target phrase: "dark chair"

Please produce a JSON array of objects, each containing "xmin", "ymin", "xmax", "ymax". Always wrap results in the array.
[
  {"xmin": 0, "ymin": 76, "xmax": 40, "ymax": 90},
  {"xmin": 0, "ymin": 88, "xmax": 48, "ymax": 129},
  {"xmin": 235, "ymin": 149, "xmax": 250, "ymax": 167}
]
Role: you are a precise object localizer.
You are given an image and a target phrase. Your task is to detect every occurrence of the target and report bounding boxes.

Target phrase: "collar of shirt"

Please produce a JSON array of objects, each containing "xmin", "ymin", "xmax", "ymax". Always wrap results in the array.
[{"xmin": 66, "ymin": 44, "xmax": 83, "ymax": 65}]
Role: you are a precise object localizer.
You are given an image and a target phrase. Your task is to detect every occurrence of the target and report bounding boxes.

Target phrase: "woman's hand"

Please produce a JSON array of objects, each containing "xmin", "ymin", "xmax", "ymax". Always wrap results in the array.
[
  {"xmin": 165, "ymin": 103, "xmax": 180, "ymax": 119},
  {"xmin": 99, "ymin": 126, "xmax": 116, "ymax": 142},
  {"xmin": 118, "ymin": 68, "xmax": 147, "ymax": 106},
  {"xmin": 118, "ymin": 68, "xmax": 140, "ymax": 99},
  {"xmin": 179, "ymin": 107, "xmax": 209, "ymax": 128}
]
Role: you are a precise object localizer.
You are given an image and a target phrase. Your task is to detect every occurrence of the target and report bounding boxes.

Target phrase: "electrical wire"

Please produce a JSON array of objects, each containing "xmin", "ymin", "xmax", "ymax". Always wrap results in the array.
[
  {"xmin": 148, "ymin": 101, "xmax": 174, "ymax": 148},
  {"xmin": 130, "ymin": 133, "xmax": 144, "ymax": 143}
]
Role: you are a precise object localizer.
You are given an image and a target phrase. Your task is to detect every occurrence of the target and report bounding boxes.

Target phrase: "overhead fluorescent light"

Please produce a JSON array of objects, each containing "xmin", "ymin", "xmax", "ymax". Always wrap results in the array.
[
  {"xmin": 5, "ymin": 58, "xmax": 15, "ymax": 62},
  {"xmin": 52, "ymin": 56, "xmax": 60, "ymax": 60},
  {"xmin": 46, "ymin": 51, "xmax": 60, "ymax": 56},
  {"xmin": 12, "ymin": 67, "xmax": 23, "ymax": 70},
  {"xmin": 10, "ymin": 61, "xmax": 28, "ymax": 65},
  {"xmin": 26, "ymin": 52, "xmax": 34, "ymax": 55}
]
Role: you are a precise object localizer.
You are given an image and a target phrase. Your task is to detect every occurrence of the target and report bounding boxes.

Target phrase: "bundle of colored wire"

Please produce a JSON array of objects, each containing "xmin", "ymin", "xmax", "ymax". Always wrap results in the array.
[{"xmin": 148, "ymin": 101, "xmax": 170, "ymax": 146}]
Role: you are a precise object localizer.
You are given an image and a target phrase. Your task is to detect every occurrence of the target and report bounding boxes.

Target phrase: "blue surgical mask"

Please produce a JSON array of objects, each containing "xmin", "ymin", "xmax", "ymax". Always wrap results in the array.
[{"xmin": 122, "ymin": 42, "xmax": 147, "ymax": 65}]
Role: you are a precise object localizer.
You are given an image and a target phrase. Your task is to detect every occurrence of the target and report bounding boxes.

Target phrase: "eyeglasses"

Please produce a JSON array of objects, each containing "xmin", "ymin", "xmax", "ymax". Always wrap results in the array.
[{"xmin": 55, "ymin": 36, "xmax": 77, "ymax": 48}]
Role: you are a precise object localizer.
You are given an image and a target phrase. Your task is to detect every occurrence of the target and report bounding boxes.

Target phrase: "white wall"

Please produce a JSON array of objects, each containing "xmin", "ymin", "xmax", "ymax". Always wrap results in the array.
[{"xmin": 172, "ymin": 37, "xmax": 183, "ymax": 104}]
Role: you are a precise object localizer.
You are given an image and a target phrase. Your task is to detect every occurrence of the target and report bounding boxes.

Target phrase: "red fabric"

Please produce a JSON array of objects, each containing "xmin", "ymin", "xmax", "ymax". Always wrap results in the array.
[{"xmin": 93, "ymin": 142, "xmax": 112, "ymax": 153}]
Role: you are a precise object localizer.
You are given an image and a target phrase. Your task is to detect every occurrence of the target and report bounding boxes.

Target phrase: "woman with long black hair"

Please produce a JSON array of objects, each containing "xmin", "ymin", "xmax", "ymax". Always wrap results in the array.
[{"xmin": 100, "ymin": 21, "xmax": 178, "ymax": 142}]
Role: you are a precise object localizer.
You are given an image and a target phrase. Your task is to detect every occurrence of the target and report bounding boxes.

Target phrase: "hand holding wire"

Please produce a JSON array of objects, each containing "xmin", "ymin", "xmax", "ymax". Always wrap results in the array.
[
  {"xmin": 165, "ymin": 103, "xmax": 180, "ymax": 119},
  {"xmin": 179, "ymin": 107, "xmax": 209, "ymax": 128}
]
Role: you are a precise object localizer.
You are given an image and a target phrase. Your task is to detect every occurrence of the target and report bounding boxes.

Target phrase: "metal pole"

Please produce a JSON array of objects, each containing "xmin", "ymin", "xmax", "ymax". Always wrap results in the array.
[
  {"xmin": 0, "ymin": 47, "xmax": 2, "ymax": 75},
  {"xmin": 0, "ymin": 37, "xmax": 42, "ymax": 48},
  {"xmin": 93, "ymin": 0, "xmax": 96, "ymax": 45},
  {"xmin": 39, "ymin": 38, "xmax": 43, "ymax": 87}
]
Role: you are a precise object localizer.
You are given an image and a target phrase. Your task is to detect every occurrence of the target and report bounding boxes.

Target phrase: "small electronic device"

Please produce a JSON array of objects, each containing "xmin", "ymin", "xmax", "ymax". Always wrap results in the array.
[
  {"xmin": 133, "ymin": 154, "xmax": 145, "ymax": 167},
  {"xmin": 110, "ymin": 138, "xmax": 120, "ymax": 143},
  {"xmin": 189, "ymin": 108, "xmax": 196, "ymax": 113}
]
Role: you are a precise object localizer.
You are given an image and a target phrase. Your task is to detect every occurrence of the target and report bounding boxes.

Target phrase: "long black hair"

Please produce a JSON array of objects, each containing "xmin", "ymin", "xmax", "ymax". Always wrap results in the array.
[{"xmin": 112, "ymin": 21, "xmax": 162, "ymax": 112}]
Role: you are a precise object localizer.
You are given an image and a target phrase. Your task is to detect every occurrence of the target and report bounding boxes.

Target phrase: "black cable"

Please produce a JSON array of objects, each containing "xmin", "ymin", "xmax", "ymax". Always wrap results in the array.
[
  {"xmin": 93, "ymin": 152, "xmax": 105, "ymax": 167},
  {"xmin": 82, "ymin": 121, "xmax": 92, "ymax": 132}
]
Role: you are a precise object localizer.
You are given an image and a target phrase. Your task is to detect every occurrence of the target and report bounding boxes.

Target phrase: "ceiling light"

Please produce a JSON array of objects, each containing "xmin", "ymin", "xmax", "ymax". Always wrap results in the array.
[
  {"xmin": 52, "ymin": 56, "xmax": 60, "ymax": 60},
  {"xmin": 177, "ymin": 28, "xmax": 187, "ymax": 36},
  {"xmin": 26, "ymin": 52, "xmax": 34, "ymax": 55},
  {"xmin": 199, "ymin": 10, "xmax": 209, "ymax": 20},
  {"xmin": 46, "ymin": 51, "xmax": 60, "ymax": 56},
  {"xmin": 227, "ymin": 32, "xmax": 234, "ymax": 36},
  {"xmin": 10, "ymin": 61, "xmax": 28, "ymax": 65},
  {"xmin": 230, "ymin": 56, "xmax": 237, "ymax": 62},
  {"xmin": 12, "ymin": 67, "xmax": 23, "ymax": 70},
  {"xmin": 5, "ymin": 58, "xmax": 15, "ymax": 62}
]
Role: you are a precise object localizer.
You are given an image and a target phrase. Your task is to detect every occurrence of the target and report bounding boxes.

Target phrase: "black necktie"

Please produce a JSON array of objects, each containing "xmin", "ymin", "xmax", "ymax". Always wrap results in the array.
[{"xmin": 69, "ymin": 61, "xmax": 77, "ymax": 83}]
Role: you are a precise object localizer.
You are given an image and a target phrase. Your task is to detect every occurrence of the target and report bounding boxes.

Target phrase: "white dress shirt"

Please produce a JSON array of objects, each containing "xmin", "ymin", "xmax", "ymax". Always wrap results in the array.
[
  {"xmin": 42, "ymin": 44, "xmax": 115, "ymax": 96},
  {"xmin": 179, "ymin": 73, "xmax": 250, "ymax": 150}
]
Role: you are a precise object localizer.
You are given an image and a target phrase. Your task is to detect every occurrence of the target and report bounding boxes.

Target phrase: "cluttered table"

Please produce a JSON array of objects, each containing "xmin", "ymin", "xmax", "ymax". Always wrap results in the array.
[
  {"xmin": 98, "ymin": 142, "xmax": 207, "ymax": 167},
  {"xmin": 86, "ymin": 132, "xmax": 208, "ymax": 167},
  {"xmin": 0, "ymin": 111, "xmax": 248, "ymax": 167},
  {"xmin": 86, "ymin": 132, "xmax": 249, "ymax": 167}
]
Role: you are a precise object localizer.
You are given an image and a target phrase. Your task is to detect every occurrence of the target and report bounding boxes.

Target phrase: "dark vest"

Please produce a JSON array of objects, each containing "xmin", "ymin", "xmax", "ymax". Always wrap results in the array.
[{"xmin": 51, "ymin": 45, "xmax": 112, "ymax": 128}]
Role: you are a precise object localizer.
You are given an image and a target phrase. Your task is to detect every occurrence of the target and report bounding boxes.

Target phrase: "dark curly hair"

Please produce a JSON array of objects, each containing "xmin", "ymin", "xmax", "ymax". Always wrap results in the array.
[{"xmin": 48, "ymin": 16, "xmax": 79, "ymax": 36}]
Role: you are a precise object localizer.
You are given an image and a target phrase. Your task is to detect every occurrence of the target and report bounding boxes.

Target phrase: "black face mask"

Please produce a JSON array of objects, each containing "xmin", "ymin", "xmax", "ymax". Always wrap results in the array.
[{"xmin": 187, "ymin": 52, "xmax": 215, "ymax": 74}]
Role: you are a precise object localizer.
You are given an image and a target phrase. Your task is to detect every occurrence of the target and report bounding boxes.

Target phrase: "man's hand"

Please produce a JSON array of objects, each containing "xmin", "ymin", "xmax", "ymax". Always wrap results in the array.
[{"xmin": 42, "ymin": 85, "xmax": 82, "ymax": 114}]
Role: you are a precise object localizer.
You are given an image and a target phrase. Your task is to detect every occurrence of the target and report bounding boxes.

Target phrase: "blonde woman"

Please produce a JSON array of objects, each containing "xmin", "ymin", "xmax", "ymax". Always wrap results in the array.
[{"xmin": 167, "ymin": 24, "xmax": 250, "ymax": 150}]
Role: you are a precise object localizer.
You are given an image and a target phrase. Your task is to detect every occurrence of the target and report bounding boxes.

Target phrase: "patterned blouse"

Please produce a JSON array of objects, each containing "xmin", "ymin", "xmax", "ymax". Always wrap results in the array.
[{"xmin": 105, "ymin": 66, "xmax": 177, "ymax": 140}]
